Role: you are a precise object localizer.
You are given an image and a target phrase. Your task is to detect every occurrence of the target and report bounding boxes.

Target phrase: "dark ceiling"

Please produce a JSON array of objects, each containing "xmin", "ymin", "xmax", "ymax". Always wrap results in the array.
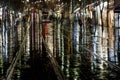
[{"xmin": 0, "ymin": 0, "xmax": 94, "ymax": 11}]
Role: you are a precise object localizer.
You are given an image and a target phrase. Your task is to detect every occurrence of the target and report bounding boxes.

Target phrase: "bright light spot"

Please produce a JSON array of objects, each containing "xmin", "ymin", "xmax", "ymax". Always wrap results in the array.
[{"xmin": 26, "ymin": 0, "xmax": 29, "ymax": 2}]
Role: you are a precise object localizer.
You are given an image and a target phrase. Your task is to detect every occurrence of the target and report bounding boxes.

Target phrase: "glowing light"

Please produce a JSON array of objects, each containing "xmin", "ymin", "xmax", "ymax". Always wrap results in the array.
[{"xmin": 26, "ymin": 0, "xmax": 29, "ymax": 2}]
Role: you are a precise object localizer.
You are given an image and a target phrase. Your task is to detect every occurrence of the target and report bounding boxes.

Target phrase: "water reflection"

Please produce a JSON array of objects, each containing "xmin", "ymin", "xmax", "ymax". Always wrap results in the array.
[
  {"xmin": 69, "ymin": 54, "xmax": 80, "ymax": 80},
  {"xmin": 59, "ymin": 52, "xmax": 120, "ymax": 80}
]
